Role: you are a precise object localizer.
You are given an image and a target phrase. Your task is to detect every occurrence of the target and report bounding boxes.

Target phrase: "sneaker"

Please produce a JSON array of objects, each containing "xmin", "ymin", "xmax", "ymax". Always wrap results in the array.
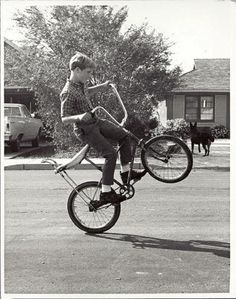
[
  {"xmin": 89, "ymin": 191, "xmax": 125, "ymax": 210},
  {"xmin": 120, "ymin": 169, "xmax": 146, "ymax": 185}
]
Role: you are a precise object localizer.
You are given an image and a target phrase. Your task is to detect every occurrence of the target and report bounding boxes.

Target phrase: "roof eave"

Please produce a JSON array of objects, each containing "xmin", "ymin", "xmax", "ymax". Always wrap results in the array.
[
  {"xmin": 172, "ymin": 88, "xmax": 230, "ymax": 93},
  {"xmin": 4, "ymin": 37, "xmax": 23, "ymax": 53}
]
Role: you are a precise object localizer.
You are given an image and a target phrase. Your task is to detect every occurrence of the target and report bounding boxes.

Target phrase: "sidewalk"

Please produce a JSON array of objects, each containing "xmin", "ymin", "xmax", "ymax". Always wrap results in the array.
[{"xmin": 4, "ymin": 139, "xmax": 230, "ymax": 171}]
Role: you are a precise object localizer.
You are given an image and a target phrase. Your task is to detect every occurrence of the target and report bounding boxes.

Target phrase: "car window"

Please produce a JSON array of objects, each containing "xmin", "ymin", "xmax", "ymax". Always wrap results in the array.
[
  {"xmin": 21, "ymin": 106, "xmax": 32, "ymax": 117},
  {"xmin": 4, "ymin": 107, "xmax": 21, "ymax": 117}
]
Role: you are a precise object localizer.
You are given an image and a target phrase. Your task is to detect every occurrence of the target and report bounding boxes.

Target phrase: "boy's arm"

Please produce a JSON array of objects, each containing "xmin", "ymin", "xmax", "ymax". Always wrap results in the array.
[
  {"xmin": 61, "ymin": 112, "xmax": 93, "ymax": 125},
  {"xmin": 88, "ymin": 80, "xmax": 111, "ymax": 96},
  {"xmin": 61, "ymin": 93, "xmax": 94, "ymax": 125}
]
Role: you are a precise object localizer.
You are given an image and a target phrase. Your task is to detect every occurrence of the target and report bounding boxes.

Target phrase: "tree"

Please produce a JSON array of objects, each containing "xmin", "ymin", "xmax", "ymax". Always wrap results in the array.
[{"xmin": 5, "ymin": 5, "xmax": 181, "ymax": 150}]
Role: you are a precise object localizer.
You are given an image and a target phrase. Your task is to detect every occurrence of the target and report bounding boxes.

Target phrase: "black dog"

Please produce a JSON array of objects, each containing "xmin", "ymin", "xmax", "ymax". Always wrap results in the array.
[{"xmin": 190, "ymin": 122, "xmax": 215, "ymax": 156}]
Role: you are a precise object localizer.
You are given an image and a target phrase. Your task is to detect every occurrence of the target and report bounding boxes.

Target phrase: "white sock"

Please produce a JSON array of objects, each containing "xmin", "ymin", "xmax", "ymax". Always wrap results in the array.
[
  {"xmin": 102, "ymin": 185, "xmax": 111, "ymax": 193},
  {"xmin": 120, "ymin": 163, "xmax": 130, "ymax": 173}
]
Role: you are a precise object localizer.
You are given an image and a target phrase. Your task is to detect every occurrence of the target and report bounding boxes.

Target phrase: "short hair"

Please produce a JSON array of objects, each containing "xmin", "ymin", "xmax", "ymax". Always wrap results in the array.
[{"xmin": 69, "ymin": 52, "xmax": 96, "ymax": 71}]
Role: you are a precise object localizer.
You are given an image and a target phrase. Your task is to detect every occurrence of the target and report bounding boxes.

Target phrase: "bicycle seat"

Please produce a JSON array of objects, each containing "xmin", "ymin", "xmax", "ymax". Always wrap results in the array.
[{"xmin": 55, "ymin": 144, "xmax": 90, "ymax": 173}]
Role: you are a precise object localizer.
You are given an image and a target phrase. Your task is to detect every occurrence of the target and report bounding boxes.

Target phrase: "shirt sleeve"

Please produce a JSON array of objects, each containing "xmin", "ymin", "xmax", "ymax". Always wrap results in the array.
[{"xmin": 61, "ymin": 93, "xmax": 76, "ymax": 118}]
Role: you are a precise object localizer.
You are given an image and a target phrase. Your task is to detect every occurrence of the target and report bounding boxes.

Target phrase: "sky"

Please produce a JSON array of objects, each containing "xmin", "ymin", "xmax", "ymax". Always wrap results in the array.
[
  {"xmin": 125, "ymin": 0, "xmax": 234, "ymax": 72},
  {"xmin": 1, "ymin": 0, "xmax": 236, "ymax": 73}
]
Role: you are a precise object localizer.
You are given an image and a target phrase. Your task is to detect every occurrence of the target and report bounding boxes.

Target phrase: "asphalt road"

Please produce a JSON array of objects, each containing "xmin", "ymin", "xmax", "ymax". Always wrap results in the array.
[{"xmin": 4, "ymin": 169, "xmax": 230, "ymax": 295}]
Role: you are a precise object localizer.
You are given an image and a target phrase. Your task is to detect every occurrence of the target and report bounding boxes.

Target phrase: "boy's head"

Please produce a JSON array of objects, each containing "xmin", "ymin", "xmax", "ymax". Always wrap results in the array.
[
  {"xmin": 69, "ymin": 52, "xmax": 96, "ymax": 83},
  {"xmin": 69, "ymin": 52, "xmax": 96, "ymax": 71}
]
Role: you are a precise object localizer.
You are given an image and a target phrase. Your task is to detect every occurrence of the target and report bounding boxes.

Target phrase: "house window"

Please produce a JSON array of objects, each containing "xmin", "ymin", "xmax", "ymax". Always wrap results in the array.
[
  {"xmin": 185, "ymin": 95, "xmax": 214, "ymax": 121},
  {"xmin": 200, "ymin": 96, "xmax": 214, "ymax": 120},
  {"xmin": 185, "ymin": 96, "xmax": 198, "ymax": 120}
]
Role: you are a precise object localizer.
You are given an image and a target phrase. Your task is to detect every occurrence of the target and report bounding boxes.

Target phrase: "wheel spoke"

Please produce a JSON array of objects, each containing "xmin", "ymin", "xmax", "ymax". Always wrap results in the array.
[
  {"xmin": 142, "ymin": 136, "xmax": 192, "ymax": 183},
  {"xmin": 68, "ymin": 182, "xmax": 120, "ymax": 233}
]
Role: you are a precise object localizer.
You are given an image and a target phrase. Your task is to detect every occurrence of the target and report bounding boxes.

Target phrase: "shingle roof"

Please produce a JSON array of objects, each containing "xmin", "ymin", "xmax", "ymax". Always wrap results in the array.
[
  {"xmin": 173, "ymin": 58, "xmax": 230, "ymax": 93},
  {"xmin": 4, "ymin": 37, "xmax": 22, "ymax": 52}
]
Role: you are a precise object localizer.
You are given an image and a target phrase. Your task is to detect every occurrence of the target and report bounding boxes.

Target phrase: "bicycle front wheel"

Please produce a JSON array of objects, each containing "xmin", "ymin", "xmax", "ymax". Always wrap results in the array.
[
  {"xmin": 141, "ymin": 135, "xmax": 193, "ymax": 183},
  {"xmin": 67, "ymin": 181, "xmax": 121, "ymax": 233}
]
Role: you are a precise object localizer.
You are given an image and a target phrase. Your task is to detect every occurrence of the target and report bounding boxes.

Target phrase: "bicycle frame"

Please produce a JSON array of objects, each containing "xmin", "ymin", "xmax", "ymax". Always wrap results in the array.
[
  {"xmin": 42, "ymin": 83, "xmax": 193, "ymax": 233},
  {"xmin": 43, "ymin": 85, "xmax": 193, "ymax": 202}
]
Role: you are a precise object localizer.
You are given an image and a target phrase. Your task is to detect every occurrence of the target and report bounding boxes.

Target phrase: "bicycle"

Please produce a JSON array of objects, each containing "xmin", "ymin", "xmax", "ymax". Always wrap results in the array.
[{"xmin": 42, "ymin": 84, "xmax": 193, "ymax": 234}]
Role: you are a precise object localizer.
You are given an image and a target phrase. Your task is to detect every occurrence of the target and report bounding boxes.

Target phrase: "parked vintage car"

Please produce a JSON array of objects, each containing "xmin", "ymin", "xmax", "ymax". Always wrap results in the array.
[{"xmin": 4, "ymin": 103, "xmax": 43, "ymax": 152}]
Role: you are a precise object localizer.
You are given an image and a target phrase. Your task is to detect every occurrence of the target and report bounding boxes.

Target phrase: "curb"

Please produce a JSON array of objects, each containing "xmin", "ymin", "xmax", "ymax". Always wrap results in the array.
[
  {"xmin": 4, "ymin": 163, "xmax": 230, "ymax": 171},
  {"xmin": 4, "ymin": 162, "xmax": 143, "ymax": 171},
  {"xmin": 192, "ymin": 166, "xmax": 230, "ymax": 171}
]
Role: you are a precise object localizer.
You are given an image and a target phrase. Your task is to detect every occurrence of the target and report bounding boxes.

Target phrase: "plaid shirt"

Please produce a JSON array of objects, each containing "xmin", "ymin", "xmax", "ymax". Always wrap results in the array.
[
  {"xmin": 60, "ymin": 79, "xmax": 93, "ymax": 116},
  {"xmin": 60, "ymin": 79, "xmax": 94, "ymax": 132}
]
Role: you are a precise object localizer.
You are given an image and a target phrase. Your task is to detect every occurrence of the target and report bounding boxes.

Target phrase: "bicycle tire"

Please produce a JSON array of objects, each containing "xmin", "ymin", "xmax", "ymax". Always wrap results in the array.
[
  {"xmin": 141, "ymin": 135, "xmax": 193, "ymax": 183},
  {"xmin": 67, "ymin": 181, "xmax": 121, "ymax": 233}
]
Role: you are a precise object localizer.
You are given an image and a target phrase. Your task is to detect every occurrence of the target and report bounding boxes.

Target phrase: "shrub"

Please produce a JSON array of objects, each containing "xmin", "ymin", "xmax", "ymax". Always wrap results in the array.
[
  {"xmin": 211, "ymin": 124, "xmax": 230, "ymax": 138},
  {"xmin": 125, "ymin": 113, "xmax": 159, "ymax": 140},
  {"xmin": 155, "ymin": 118, "xmax": 190, "ymax": 141}
]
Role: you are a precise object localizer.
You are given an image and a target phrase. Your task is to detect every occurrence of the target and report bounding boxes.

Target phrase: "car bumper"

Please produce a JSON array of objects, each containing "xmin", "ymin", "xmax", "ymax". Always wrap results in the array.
[{"xmin": 4, "ymin": 133, "xmax": 12, "ymax": 142}]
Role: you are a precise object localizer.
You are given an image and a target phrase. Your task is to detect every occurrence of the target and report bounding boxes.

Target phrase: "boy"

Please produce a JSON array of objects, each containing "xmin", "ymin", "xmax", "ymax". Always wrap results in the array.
[{"xmin": 60, "ymin": 52, "xmax": 144, "ymax": 207}]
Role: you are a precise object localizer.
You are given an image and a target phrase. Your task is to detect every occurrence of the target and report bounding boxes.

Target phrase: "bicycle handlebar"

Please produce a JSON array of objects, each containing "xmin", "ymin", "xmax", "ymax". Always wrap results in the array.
[{"xmin": 91, "ymin": 83, "xmax": 128, "ymax": 127}]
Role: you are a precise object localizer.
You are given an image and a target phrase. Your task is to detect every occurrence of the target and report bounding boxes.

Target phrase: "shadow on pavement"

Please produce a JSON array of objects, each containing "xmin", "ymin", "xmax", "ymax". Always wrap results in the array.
[{"xmin": 87, "ymin": 233, "xmax": 230, "ymax": 258}]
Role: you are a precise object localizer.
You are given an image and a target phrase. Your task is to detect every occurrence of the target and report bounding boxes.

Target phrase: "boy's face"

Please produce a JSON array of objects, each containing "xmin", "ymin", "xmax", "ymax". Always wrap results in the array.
[{"xmin": 75, "ymin": 67, "xmax": 94, "ymax": 83}]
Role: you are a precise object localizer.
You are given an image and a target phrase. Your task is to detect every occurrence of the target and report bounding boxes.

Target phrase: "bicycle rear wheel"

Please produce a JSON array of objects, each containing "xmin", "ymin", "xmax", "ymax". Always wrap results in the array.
[
  {"xmin": 67, "ymin": 181, "xmax": 121, "ymax": 233},
  {"xmin": 141, "ymin": 135, "xmax": 193, "ymax": 183}
]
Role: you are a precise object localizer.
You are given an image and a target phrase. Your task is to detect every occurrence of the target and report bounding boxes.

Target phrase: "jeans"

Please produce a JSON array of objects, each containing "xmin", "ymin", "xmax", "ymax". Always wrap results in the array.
[{"xmin": 76, "ymin": 119, "xmax": 132, "ymax": 185}]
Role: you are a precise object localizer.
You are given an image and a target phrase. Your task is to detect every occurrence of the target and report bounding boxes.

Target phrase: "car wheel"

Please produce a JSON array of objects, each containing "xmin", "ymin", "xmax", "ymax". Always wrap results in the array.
[
  {"xmin": 10, "ymin": 137, "xmax": 21, "ymax": 152},
  {"xmin": 32, "ymin": 129, "xmax": 41, "ymax": 147}
]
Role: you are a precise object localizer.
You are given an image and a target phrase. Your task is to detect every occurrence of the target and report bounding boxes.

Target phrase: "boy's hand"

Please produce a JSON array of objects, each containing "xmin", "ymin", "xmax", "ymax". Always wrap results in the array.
[
  {"xmin": 88, "ymin": 81, "xmax": 113, "ymax": 96},
  {"xmin": 80, "ymin": 112, "xmax": 93, "ymax": 122},
  {"xmin": 103, "ymin": 80, "xmax": 112, "ymax": 89}
]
